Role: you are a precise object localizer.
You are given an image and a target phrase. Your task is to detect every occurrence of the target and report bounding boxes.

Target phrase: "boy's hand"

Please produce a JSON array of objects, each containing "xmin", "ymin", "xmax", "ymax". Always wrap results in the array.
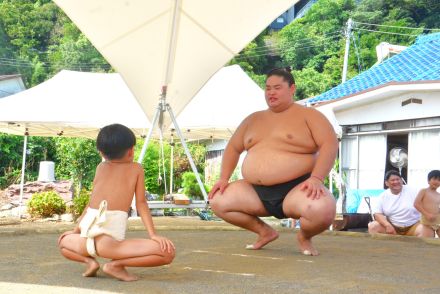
[
  {"xmin": 151, "ymin": 235, "xmax": 175, "ymax": 253},
  {"xmin": 426, "ymin": 213, "xmax": 437, "ymax": 222}
]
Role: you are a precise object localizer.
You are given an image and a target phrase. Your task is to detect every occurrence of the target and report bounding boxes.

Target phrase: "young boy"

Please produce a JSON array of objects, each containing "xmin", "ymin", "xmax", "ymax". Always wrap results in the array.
[
  {"xmin": 58, "ymin": 124, "xmax": 175, "ymax": 281},
  {"xmin": 414, "ymin": 170, "xmax": 440, "ymax": 238}
]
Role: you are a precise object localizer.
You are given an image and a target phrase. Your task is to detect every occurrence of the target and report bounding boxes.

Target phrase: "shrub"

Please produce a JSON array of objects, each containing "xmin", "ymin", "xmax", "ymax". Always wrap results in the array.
[
  {"xmin": 73, "ymin": 189, "xmax": 90, "ymax": 217},
  {"xmin": 181, "ymin": 172, "xmax": 209, "ymax": 200},
  {"xmin": 28, "ymin": 191, "xmax": 66, "ymax": 218}
]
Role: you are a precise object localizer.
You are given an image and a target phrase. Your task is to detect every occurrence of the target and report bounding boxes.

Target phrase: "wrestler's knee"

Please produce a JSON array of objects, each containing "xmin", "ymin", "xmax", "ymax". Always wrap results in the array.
[
  {"xmin": 162, "ymin": 250, "xmax": 175, "ymax": 265},
  {"xmin": 209, "ymin": 193, "xmax": 224, "ymax": 214},
  {"xmin": 368, "ymin": 221, "xmax": 380, "ymax": 233}
]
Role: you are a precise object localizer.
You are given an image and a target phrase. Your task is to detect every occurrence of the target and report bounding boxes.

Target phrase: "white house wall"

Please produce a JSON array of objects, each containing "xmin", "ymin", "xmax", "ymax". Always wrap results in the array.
[{"xmin": 335, "ymin": 91, "xmax": 440, "ymax": 125}]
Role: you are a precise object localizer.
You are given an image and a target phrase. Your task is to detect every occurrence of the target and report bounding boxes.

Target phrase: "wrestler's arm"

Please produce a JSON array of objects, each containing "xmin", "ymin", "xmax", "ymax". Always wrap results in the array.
[
  {"xmin": 373, "ymin": 213, "xmax": 396, "ymax": 234},
  {"xmin": 134, "ymin": 163, "xmax": 175, "ymax": 252},
  {"xmin": 300, "ymin": 108, "xmax": 338, "ymax": 198},
  {"xmin": 372, "ymin": 193, "xmax": 396, "ymax": 234},
  {"xmin": 305, "ymin": 108, "xmax": 338, "ymax": 182},
  {"xmin": 208, "ymin": 115, "xmax": 248, "ymax": 198}
]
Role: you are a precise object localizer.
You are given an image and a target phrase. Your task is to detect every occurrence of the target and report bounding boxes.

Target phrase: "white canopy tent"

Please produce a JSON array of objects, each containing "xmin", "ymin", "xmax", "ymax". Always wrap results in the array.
[
  {"xmin": 0, "ymin": 65, "xmax": 265, "ymax": 139},
  {"xmin": 0, "ymin": 65, "xmax": 266, "ymax": 213},
  {"xmin": 0, "ymin": 70, "xmax": 151, "ymax": 138},
  {"xmin": 173, "ymin": 64, "xmax": 267, "ymax": 139},
  {"xmin": 53, "ymin": 0, "xmax": 296, "ymax": 123},
  {"xmin": 53, "ymin": 0, "xmax": 296, "ymax": 203}
]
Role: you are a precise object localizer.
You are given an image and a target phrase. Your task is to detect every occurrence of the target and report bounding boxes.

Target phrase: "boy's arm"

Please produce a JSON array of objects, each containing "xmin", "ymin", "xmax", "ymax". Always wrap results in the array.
[
  {"xmin": 134, "ymin": 164, "xmax": 156, "ymax": 237},
  {"xmin": 414, "ymin": 189, "xmax": 433, "ymax": 220},
  {"xmin": 134, "ymin": 164, "xmax": 175, "ymax": 252}
]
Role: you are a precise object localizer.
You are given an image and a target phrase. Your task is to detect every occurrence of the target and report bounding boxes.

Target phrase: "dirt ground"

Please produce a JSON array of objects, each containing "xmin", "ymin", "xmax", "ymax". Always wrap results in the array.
[{"xmin": 1, "ymin": 218, "xmax": 440, "ymax": 293}]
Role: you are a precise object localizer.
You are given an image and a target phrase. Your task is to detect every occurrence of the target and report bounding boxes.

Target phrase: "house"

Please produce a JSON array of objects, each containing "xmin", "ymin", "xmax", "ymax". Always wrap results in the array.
[
  {"xmin": 269, "ymin": 0, "xmax": 318, "ymax": 30},
  {"xmin": 0, "ymin": 74, "xmax": 25, "ymax": 98},
  {"xmin": 305, "ymin": 32, "xmax": 440, "ymax": 195}
]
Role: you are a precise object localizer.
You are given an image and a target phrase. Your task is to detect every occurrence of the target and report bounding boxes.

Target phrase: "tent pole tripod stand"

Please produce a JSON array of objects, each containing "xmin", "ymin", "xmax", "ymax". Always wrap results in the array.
[{"xmin": 131, "ymin": 88, "xmax": 209, "ymax": 216}]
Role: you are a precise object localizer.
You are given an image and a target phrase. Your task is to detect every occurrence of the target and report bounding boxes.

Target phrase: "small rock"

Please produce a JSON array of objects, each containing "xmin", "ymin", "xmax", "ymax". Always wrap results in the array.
[
  {"xmin": 60, "ymin": 213, "xmax": 73, "ymax": 222},
  {"xmin": 1, "ymin": 204, "xmax": 13, "ymax": 211}
]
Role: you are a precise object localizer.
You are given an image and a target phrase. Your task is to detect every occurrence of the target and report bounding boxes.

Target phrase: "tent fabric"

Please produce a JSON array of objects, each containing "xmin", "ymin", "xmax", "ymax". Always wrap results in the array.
[
  {"xmin": 0, "ymin": 65, "xmax": 266, "ymax": 140},
  {"xmin": 0, "ymin": 70, "xmax": 150, "ymax": 138},
  {"xmin": 173, "ymin": 64, "xmax": 267, "ymax": 139},
  {"xmin": 53, "ymin": 0, "xmax": 297, "ymax": 126}
]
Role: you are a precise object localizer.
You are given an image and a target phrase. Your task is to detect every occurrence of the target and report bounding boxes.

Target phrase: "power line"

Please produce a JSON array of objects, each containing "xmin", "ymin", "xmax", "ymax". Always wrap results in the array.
[
  {"xmin": 354, "ymin": 28, "xmax": 420, "ymax": 37},
  {"xmin": 246, "ymin": 31, "xmax": 343, "ymax": 53},
  {"xmin": 240, "ymin": 31, "xmax": 343, "ymax": 56},
  {"xmin": 353, "ymin": 21, "xmax": 440, "ymax": 31},
  {"xmin": 247, "ymin": 32, "xmax": 343, "ymax": 56},
  {"xmin": 234, "ymin": 34, "xmax": 343, "ymax": 61}
]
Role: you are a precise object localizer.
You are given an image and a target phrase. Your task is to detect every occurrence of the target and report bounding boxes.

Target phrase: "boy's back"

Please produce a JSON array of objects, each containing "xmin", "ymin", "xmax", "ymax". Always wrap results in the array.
[{"xmin": 89, "ymin": 161, "xmax": 142, "ymax": 211}]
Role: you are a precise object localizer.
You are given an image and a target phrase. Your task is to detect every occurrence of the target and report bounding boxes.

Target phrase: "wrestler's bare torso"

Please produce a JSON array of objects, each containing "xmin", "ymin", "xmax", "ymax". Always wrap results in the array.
[
  {"xmin": 89, "ymin": 161, "xmax": 142, "ymax": 211},
  {"xmin": 241, "ymin": 104, "xmax": 318, "ymax": 186}
]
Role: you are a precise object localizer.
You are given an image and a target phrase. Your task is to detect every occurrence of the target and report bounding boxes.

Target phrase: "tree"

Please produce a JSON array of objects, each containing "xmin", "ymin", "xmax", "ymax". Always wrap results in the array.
[{"xmin": 54, "ymin": 137, "xmax": 101, "ymax": 194}]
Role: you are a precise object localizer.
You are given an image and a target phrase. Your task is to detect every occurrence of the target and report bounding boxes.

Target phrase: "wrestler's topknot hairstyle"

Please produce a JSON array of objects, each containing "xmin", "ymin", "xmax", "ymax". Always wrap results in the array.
[
  {"xmin": 384, "ymin": 170, "xmax": 402, "ymax": 181},
  {"xmin": 266, "ymin": 67, "xmax": 295, "ymax": 86},
  {"xmin": 427, "ymin": 170, "xmax": 440, "ymax": 181},
  {"xmin": 96, "ymin": 124, "xmax": 136, "ymax": 160}
]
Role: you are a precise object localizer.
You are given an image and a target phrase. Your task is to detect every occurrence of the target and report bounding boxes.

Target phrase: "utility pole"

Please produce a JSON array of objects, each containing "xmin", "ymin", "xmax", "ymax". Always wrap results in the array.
[{"xmin": 342, "ymin": 18, "xmax": 353, "ymax": 83}]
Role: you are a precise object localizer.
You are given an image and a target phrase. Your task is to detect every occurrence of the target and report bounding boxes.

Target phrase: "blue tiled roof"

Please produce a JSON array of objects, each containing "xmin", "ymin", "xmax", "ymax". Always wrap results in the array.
[{"xmin": 308, "ymin": 32, "xmax": 440, "ymax": 104}]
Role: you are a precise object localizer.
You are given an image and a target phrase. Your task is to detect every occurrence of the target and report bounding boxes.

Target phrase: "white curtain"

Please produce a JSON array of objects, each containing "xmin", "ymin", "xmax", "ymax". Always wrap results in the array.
[
  {"xmin": 358, "ymin": 135, "xmax": 387, "ymax": 189},
  {"xmin": 341, "ymin": 136, "xmax": 358, "ymax": 189},
  {"xmin": 408, "ymin": 130, "xmax": 440, "ymax": 187}
]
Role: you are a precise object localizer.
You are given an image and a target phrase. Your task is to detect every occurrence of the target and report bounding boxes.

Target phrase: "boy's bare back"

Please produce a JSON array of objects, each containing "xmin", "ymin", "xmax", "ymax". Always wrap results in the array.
[{"xmin": 88, "ymin": 161, "xmax": 143, "ymax": 211}]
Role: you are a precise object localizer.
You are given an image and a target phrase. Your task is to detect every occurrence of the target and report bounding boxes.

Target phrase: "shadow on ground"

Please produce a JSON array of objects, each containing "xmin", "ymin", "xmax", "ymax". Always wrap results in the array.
[{"xmin": 1, "ymin": 227, "xmax": 440, "ymax": 293}]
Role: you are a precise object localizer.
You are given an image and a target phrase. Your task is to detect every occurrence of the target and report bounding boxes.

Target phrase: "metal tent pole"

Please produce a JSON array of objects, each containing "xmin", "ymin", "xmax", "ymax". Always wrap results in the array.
[
  {"xmin": 167, "ymin": 103, "xmax": 208, "ymax": 202},
  {"xmin": 130, "ymin": 103, "xmax": 162, "ymax": 216},
  {"xmin": 18, "ymin": 134, "xmax": 28, "ymax": 219}
]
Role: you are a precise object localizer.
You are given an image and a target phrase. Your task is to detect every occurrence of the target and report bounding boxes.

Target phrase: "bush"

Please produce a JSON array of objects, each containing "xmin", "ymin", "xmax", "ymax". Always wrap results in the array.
[
  {"xmin": 181, "ymin": 172, "xmax": 209, "ymax": 200},
  {"xmin": 73, "ymin": 189, "xmax": 90, "ymax": 217},
  {"xmin": 27, "ymin": 191, "xmax": 66, "ymax": 218}
]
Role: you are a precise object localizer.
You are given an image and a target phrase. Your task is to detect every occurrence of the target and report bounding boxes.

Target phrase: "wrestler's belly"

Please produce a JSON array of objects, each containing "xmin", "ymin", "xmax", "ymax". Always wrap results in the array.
[{"xmin": 241, "ymin": 149, "xmax": 315, "ymax": 185}]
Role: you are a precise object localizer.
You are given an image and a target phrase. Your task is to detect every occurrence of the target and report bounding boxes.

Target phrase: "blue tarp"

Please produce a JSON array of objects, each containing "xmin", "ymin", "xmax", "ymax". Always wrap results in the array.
[{"xmin": 346, "ymin": 189, "xmax": 384, "ymax": 213}]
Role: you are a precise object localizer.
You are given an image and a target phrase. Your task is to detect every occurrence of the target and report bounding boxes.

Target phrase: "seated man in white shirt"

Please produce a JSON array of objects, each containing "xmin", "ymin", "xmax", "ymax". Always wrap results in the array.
[{"xmin": 368, "ymin": 170, "xmax": 422, "ymax": 236}]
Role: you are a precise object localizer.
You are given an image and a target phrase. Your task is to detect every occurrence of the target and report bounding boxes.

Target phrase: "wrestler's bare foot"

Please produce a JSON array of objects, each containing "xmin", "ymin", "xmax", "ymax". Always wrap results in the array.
[
  {"xmin": 103, "ymin": 263, "xmax": 138, "ymax": 282},
  {"xmin": 82, "ymin": 258, "xmax": 100, "ymax": 277},
  {"xmin": 297, "ymin": 230, "xmax": 319, "ymax": 256},
  {"xmin": 246, "ymin": 226, "xmax": 279, "ymax": 250}
]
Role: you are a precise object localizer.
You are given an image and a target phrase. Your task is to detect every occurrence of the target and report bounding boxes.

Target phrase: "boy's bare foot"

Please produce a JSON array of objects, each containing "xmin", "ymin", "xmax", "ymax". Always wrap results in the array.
[
  {"xmin": 103, "ymin": 263, "xmax": 138, "ymax": 282},
  {"xmin": 246, "ymin": 226, "xmax": 279, "ymax": 250},
  {"xmin": 82, "ymin": 258, "xmax": 100, "ymax": 277},
  {"xmin": 297, "ymin": 230, "xmax": 319, "ymax": 256}
]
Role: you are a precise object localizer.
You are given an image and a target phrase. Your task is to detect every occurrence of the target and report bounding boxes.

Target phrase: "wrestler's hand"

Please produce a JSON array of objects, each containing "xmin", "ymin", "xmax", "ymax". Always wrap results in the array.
[
  {"xmin": 208, "ymin": 179, "xmax": 229, "ymax": 200},
  {"xmin": 300, "ymin": 177, "xmax": 326, "ymax": 200},
  {"xmin": 385, "ymin": 224, "xmax": 397, "ymax": 235},
  {"xmin": 152, "ymin": 234, "xmax": 175, "ymax": 253}
]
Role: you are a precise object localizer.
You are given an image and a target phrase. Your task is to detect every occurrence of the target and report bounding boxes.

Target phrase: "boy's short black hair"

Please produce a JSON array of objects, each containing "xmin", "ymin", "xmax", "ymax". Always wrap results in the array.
[
  {"xmin": 385, "ymin": 170, "xmax": 401, "ymax": 181},
  {"xmin": 96, "ymin": 124, "xmax": 136, "ymax": 160},
  {"xmin": 427, "ymin": 170, "xmax": 440, "ymax": 181},
  {"xmin": 266, "ymin": 67, "xmax": 295, "ymax": 86}
]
